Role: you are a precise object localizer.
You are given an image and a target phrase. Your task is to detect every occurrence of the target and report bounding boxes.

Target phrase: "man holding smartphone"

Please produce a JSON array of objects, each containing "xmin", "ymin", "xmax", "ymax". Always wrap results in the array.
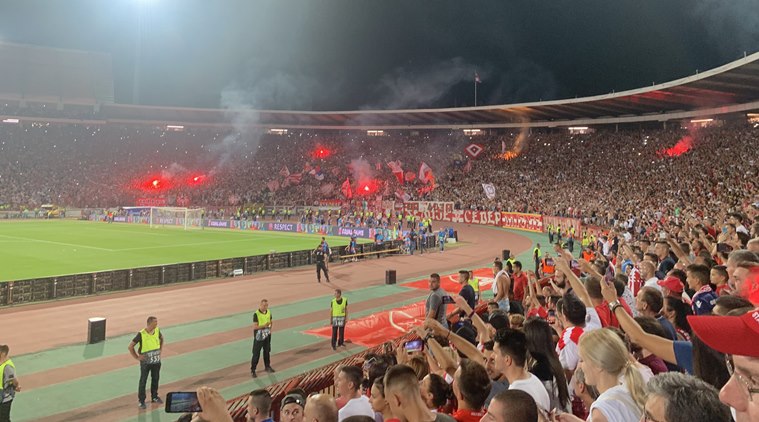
[{"xmin": 128, "ymin": 316, "xmax": 164, "ymax": 409}]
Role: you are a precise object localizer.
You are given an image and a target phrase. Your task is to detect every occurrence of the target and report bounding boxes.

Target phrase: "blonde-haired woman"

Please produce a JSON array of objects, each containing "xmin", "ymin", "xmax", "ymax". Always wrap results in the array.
[{"xmin": 556, "ymin": 328, "xmax": 647, "ymax": 422}]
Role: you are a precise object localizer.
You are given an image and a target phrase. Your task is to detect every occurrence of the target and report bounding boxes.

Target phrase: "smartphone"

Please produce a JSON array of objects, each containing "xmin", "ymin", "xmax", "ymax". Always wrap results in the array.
[
  {"xmin": 442, "ymin": 295, "xmax": 455, "ymax": 304},
  {"xmin": 570, "ymin": 260, "xmax": 579, "ymax": 269},
  {"xmin": 716, "ymin": 243, "xmax": 734, "ymax": 254},
  {"xmin": 165, "ymin": 392, "xmax": 202, "ymax": 413},
  {"xmin": 659, "ymin": 232, "xmax": 667, "ymax": 240},
  {"xmin": 404, "ymin": 339, "xmax": 424, "ymax": 353},
  {"xmin": 545, "ymin": 258, "xmax": 555, "ymax": 266}
]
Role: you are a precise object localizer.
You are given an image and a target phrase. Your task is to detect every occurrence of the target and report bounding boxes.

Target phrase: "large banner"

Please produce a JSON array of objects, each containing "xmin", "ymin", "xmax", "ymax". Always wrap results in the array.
[
  {"xmin": 136, "ymin": 197, "xmax": 167, "ymax": 207},
  {"xmin": 500, "ymin": 212, "xmax": 544, "ymax": 233},
  {"xmin": 403, "ymin": 201, "xmax": 544, "ymax": 233},
  {"xmin": 542, "ymin": 216, "xmax": 582, "ymax": 235}
]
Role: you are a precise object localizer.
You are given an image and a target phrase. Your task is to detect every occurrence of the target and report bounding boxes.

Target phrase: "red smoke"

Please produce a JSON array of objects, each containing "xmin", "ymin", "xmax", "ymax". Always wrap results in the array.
[
  {"xmin": 312, "ymin": 145, "xmax": 332, "ymax": 159},
  {"xmin": 357, "ymin": 179, "xmax": 379, "ymax": 196},
  {"xmin": 659, "ymin": 135, "xmax": 693, "ymax": 157}
]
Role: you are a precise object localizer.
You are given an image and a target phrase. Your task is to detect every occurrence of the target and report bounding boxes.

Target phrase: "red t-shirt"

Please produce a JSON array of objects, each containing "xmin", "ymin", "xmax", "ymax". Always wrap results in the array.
[
  {"xmin": 512, "ymin": 272, "xmax": 528, "ymax": 302},
  {"xmin": 595, "ymin": 300, "xmax": 632, "ymax": 328},
  {"xmin": 452, "ymin": 408, "xmax": 486, "ymax": 422},
  {"xmin": 527, "ymin": 305, "xmax": 549, "ymax": 319}
]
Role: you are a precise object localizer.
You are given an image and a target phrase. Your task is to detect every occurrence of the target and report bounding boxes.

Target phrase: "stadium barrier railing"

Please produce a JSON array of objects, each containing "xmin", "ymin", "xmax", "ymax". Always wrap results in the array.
[
  {"xmin": 224, "ymin": 301, "xmax": 488, "ymax": 421},
  {"xmin": 0, "ymin": 239, "xmax": 404, "ymax": 306}
]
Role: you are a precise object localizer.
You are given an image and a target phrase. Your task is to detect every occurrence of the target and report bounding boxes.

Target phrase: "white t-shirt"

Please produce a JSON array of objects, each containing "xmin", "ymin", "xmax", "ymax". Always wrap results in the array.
[
  {"xmin": 644, "ymin": 277, "xmax": 662, "ymax": 291},
  {"xmin": 338, "ymin": 395, "xmax": 374, "ymax": 421},
  {"xmin": 585, "ymin": 307, "xmax": 602, "ymax": 331},
  {"xmin": 589, "ymin": 384, "xmax": 642, "ymax": 422},
  {"xmin": 509, "ymin": 373, "xmax": 551, "ymax": 412}
]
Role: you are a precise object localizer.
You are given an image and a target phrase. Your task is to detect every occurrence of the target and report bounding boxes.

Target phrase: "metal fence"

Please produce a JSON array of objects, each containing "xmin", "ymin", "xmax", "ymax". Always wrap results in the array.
[{"xmin": 0, "ymin": 239, "xmax": 403, "ymax": 307}]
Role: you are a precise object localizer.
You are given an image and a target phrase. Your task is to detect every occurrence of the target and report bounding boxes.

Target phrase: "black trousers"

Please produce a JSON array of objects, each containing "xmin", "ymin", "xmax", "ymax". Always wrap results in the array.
[
  {"xmin": 316, "ymin": 262, "xmax": 329, "ymax": 281},
  {"xmin": 138, "ymin": 362, "xmax": 161, "ymax": 403},
  {"xmin": 251, "ymin": 336, "xmax": 271, "ymax": 371},
  {"xmin": 331, "ymin": 325, "xmax": 345, "ymax": 348},
  {"xmin": 0, "ymin": 400, "xmax": 12, "ymax": 422}
]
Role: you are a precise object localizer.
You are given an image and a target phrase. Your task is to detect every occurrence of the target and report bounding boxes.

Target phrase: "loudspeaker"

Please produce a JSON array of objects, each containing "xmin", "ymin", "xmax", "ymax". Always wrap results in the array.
[
  {"xmin": 88, "ymin": 317, "xmax": 106, "ymax": 344},
  {"xmin": 502, "ymin": 249, "xmax": 511, "ymax": 260},
  {"xmin": 385, "ymin": 270, "xmax": 397, "ymax": 285}
]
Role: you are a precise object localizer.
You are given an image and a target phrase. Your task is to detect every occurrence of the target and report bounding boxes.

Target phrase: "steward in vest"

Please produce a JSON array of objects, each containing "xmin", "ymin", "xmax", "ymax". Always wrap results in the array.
[
  {"xmin": 0, "ymin": 344, "xmax": 20, "ymax": 421},
  {"xmin": 128, "ymin": 316, "xmax": 164, "ymax": 409},
  {"xmin": 467, "ymin": 270, "xmax": 481, "ymax": 302},
  {"xmin": 547, "ymin": 224, "xmax": 555, "ymax": 244},
  {"xmin": 251, "ymin": 299, "xmax": 275, "ymax": 378},
  {"xmin": 330, "ymin": 289, "xmax": 348, "ymax": 350},
  {"xmin": 533, "ymin": 243, "xmax": 543, "ymax": 276}
]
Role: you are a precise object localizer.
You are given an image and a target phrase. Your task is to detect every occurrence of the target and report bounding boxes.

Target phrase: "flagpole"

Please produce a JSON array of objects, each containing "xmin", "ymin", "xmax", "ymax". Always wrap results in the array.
[{"xmin": 474, "ymin": 77, "xmax": 477, "ymax": 107}]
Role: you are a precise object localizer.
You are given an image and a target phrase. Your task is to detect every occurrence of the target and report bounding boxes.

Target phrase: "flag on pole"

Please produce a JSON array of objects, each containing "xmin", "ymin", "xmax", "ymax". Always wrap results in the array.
[
  {"xmin": 387, "ymin": 160, "xmax": 405, "ymax": 184},
  {"xmin": 279, "ymin": 166, "xmax": 290, "ymax": 178},
  {"xmin": 475, "ymin": 71, "xmax": 481, "ymax": 83},
  {"xmin": 419, "ymin": 162, "xmax": 434, "ymax": 184},
  {"xmin": 341, "ymin": 178, "xmax": 353, "ymax": 199},
  {"xmin": 464, "ymin": 143, "xmax": 485, "ymax": 159},
  {"xmin": 482, "ymin": 183, "xmax": 496, "ymax": 200}
]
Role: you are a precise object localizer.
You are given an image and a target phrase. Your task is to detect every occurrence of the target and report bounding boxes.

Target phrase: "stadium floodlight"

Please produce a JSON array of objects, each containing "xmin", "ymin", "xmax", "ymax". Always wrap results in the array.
[
  {"xmin": 2, "ymin": 118, "xmax": 19, "ymax": 124},
  {"xmin": 690, "ymin": 118, "xmax": 713, "ymax": 123},
  {"xmin": 149, "ymin": 207, "xmax": 204, "ymax": 230}
]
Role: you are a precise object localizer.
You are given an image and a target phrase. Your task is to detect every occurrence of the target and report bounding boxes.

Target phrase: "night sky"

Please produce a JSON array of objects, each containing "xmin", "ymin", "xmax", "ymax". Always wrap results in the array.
[{"xmin": 1, "ymin": 0, "xmax": 757, "ymax": 110}]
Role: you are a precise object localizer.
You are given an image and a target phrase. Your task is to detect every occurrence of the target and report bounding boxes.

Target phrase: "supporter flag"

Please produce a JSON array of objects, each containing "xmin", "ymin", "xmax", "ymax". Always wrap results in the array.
[
  {"xmin": 375, "ymin": 161, "xmax": 382, "ymax": 171},
  {"xmin": 475, "ymin": 71, "xmax": 481, "ymax": 84},
  {"xmin": 482, "ymin": 183, "xmax": 496, "ymax": 200},
  {"xmin": 286, "ymin": 172, "xmax": 303, "ymax": 184},
  {"xmin": 404, "ymin": 171, "xmax": 416, "ymax": 182},
  {"xmin": 319, "ymin": 183, "xmax": 334, "ymax": 195},
  {"xmin": 419, "ymin": 162, "xmax": 434, "ymax": 184},
  {"xmin": 464, "ymin": 143, "xmax": 485, "ymax": 159},
  {"xmin": 341, "ymin": 178, "xmax": 353, "ymax": 199},
  {"xmin": 279, "ymin": 166, "xmax": 290, "ymax": 178},
  {"xmin": 267, "ymin": 179, "xmax": 280, "ymax": 192},
  {"xmin": 314, "ymin": 168, "xmax": 325, "ymax": 181},
  {"xmin": 463, "ymin": 159, "xmax": 472, "ymax": 174},
  {"xmin": 387, "ymin": 160, "xmax": 404, "ymax": 184}
]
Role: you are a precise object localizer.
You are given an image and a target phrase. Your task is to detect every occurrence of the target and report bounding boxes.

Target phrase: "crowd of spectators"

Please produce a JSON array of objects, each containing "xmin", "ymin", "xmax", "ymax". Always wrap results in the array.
[
  {"xmin": 1, "ymin": 121, "xmax": 756, "ymax": 223},
  {"xmin": 2, "ymin": 117, "xmax": 759, "ymax": 422},
  {"xmin": 177, "ymin": 209, "xmax": 759, "ymax": 421}
]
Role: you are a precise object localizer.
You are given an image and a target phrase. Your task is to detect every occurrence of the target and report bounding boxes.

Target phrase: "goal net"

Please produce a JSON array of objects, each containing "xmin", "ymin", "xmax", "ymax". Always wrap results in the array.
[{"xmin": 149, "ymin": 207, "xmax": 204, "ymax": 230}]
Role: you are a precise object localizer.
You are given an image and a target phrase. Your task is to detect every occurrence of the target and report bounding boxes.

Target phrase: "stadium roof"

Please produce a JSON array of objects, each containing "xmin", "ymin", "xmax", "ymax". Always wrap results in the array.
[{"xmin": 3, "ymin": 51, "xmax": 759, "ymax": 129}]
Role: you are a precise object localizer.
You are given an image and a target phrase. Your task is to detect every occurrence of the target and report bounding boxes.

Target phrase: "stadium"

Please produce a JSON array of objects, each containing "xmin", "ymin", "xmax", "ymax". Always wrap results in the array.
[{"xmin": 1, "ymin": 3, "xmax": 759, "ymax": 422}]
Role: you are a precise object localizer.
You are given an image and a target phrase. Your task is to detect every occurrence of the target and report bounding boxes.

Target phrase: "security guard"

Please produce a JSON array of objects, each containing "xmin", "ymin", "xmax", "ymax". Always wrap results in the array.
[
  {"xmin": 533, "ymin": 243, "xmax": 543, "ymax": 276},
  {"xmin": 128, "ymin": 316, "xmax": 164, "ymax": 409},
  {"xmin": 0, "ymin": 344, "xmax": 20, "ymax": 421},
  {"xmin": 251, "ymin": 299, "xmax": 275, "ymax": 378},
  {"xmin": 467, "ymin": 270, "xmax": 480, "ymax": 302},
  {"xmin": 315, "ymin": 242, "xmax": 330, "ymax": 283},
  {"xmin": 547, "ymin": 223, "xmax": 554, "ymax": 244},
  {"xmin": 330, "ymin": 289, "xmax": 348, "ymax": 350}
]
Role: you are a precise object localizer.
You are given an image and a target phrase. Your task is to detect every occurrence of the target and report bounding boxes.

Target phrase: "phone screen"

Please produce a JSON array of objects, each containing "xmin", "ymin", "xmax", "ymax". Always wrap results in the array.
[
  {"xmin": 545, "ymin": 259, "xmax": 555, "ymax": 266},
  {"xmin": 441, "ymin": 295, "xmax": 455, "ymax": 304},
  {"xmin": 165, "ymin": 392, "xmax": 202, "ymax": 413},
  {"xmin": 405, "ymin": 340, "xmax": 424, "ymax": 353}
]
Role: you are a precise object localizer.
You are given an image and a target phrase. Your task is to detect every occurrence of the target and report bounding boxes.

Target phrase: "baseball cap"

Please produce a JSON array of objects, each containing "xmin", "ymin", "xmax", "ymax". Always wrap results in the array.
[
  {"xmin": 657, "ymin": 276, "xmax": 684, "ymax": 293},
  {"xmin": 281, "ymin": 393, "xmax": 305, "ymax": 409},
  {"xmin": 688, "ymin": 309, "xmax": 759, "ymax": 358}
]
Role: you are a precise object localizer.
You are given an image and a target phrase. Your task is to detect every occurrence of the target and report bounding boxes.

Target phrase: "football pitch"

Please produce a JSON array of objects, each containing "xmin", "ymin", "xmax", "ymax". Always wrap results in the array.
[{"xmin": 0, "ymin": 220, "xmax": 363, "ymax": 281}]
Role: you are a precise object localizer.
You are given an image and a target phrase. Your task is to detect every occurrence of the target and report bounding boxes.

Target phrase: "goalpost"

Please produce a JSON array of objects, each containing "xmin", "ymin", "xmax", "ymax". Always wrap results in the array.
[{"xmin": 149, "ymin": 207, "xmax": 204, "ymax": 230}]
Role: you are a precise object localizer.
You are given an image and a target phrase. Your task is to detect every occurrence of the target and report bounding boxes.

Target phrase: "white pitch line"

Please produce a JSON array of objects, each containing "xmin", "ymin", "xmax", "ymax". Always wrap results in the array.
[
  {"xmin": 115, "ymin": 237, "xmax": 269, "ymax": 251},
  {"xmin": 0, "ymin": 234, "xmax": 115, "ymax": 252}
]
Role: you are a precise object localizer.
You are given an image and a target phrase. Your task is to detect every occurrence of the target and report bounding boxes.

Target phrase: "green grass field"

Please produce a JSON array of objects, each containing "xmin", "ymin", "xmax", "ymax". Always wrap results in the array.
[{"xmin": 0, "ymin": 220, "xmax": 363, "ymax": 281}]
